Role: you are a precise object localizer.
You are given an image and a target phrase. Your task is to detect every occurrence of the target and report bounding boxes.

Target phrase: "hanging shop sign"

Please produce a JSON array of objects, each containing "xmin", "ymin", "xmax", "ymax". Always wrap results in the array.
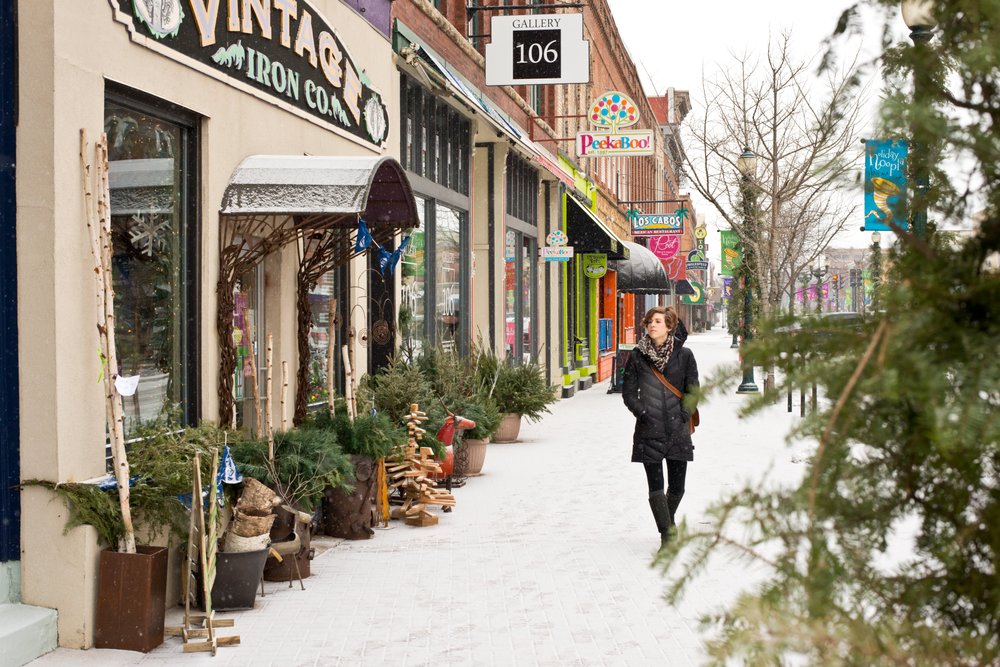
[
  {"xmin": 681, "ymin": 280, "xmax": 705, "ymax": 305},
  {"xmin": 720, "ymin": 230, "xmax": 741, "ymax": 276},
  {"xmin": 577, "ymin": 92, "xmax": 655, "ymax": 158},
  {"xmin": 628, "ymin": 204, "xmax": 688, "ymax": 236},
  {"xmin": 485, "ymin": 13, "xmax": 589, "ymax": 85},
  {"xmin": 864, "ymin": 138, "xmax": 908, "ymax": 232},
  {"xmin": 647, "ymin": 235, "xmax": 680, "ymax": 260},
  {"xmin": 685, "ymin": 248, "xmax": 708, "ymax": 272},
  {"xmin": 108, "ymin": 0, "xmax": 389, "ymax": 148},
  {"xmin": 582, "ymin": 253, "xmax": 608, "ymax": 279},
  {"xmin": 541, "ymin": 229, "xmax": 573, "ymax": 262}
]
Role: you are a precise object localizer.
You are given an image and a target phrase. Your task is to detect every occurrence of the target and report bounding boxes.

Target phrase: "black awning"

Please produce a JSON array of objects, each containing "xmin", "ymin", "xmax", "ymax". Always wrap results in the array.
[
  {"xmin": 674, "ymin": 279, "xmax": 696, "ymax": 296},
  {"xmin": 611, "ymin": 241, "xmax": 672, "ymax": 293},
  {"xmin": 565, "ymin": 196, "xmax": 629, "ymax": 260}
]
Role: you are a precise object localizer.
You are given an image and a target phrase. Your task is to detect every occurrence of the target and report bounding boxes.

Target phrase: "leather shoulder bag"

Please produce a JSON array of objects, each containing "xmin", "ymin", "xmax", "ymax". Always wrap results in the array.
[{"xmin": 650, "ymin": 364, "xmax": 700, "ymax": 434}]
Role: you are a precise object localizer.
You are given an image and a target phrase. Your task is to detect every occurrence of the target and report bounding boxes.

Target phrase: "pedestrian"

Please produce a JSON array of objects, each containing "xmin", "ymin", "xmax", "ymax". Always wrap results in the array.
[{"xmin": 622, "ymin": 306, "xmax": 699, "ymax": 550}]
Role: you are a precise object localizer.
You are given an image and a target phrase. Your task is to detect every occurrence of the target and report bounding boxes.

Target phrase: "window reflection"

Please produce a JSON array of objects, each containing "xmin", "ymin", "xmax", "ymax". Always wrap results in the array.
[
  {"xmin": 106, "ymin": 104, "xmax": 187, "ymax": 434},
  {"xmin": 401, "ymin": 197, "xmax": 427, "ymax": 354},
  {"xmin": 435, "ymin": 204, "xmax": 464, "ymax": 352}
]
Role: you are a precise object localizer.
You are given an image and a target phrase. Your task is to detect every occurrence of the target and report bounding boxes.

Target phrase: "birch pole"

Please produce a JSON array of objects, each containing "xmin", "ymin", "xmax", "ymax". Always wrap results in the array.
[
  {"xmin": 280, "ymin": 360, "xmax": 288, "ymax": 431},
  {"xmin": 82, "ymin": 130, "xmax": 136, "ymax": 553},
  {"xmin": 243, "ymin": 306, "xmax": 263, "ymax": 439},
  {"xmin": 265, "ymin": 333, "xmax": 275, "ymax": 467},
  {"xmin": 342, "ymin": 343, "xmax": 355, "ymax": 421},
  {"xmin": 326, "ymin": 298, "xmax": 337, "ymax": 417}
]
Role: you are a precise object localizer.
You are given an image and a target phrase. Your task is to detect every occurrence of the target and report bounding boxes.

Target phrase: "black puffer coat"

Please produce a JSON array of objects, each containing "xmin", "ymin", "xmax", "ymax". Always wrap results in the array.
[{"xmin": 622, "ymin": 337, "xmax": 699, "ymax": 463}]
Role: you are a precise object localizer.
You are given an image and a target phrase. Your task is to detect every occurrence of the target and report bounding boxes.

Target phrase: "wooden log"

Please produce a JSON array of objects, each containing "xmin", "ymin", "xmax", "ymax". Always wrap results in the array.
[
  {"xmin": 244, "ymin": 306, "xmax": 263, "ymax": 438},
  {"xmin": 280, "ymin": 360, "xmax": 288, "ymax": 431}
]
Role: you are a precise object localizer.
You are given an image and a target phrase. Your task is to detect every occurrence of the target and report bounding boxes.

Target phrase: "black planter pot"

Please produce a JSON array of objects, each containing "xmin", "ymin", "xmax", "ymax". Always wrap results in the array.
[
  {"xmin": 95, "ymin": 545, "xmax": 169, "ymax": 652},
  {"xmin": 199, "ymin": 548, "xmax": 269, "ymax": 611}
]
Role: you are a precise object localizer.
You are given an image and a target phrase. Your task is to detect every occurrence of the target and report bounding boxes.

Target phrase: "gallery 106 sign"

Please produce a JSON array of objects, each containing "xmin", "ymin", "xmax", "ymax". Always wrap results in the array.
[
  {"xmin": 108, "ymin": 0, "xmax": 389, "ymax": 148},
  {"xmin": 576, "ymin": 91, "xmax": 654, "ymax": 158},
  {"xmin": 485, "ymin": 13, "xmax": 589, "ymax": 86}
]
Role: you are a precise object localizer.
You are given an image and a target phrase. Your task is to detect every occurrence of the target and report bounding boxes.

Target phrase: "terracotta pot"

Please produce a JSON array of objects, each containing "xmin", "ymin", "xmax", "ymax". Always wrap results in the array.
[
  {"xmin": 95, "ymin": 545, "xmax": 169, "ymax": 653},
  {"xmin": 462, "ymin": 438, "xmax": 489, "ymax": 475},
  {"xmin": 492, "ymin": 413, "xmax": 522, "ymax": 443},
  {"xmin": 321, "ymin": 455, "xmax": 375, "ymax": 539}
]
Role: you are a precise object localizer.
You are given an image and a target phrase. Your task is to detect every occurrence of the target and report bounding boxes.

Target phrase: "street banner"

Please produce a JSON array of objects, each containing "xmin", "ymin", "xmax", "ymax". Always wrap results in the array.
[
  {"xmin": 680, "ymin": 280, "xmax": 704, "ymax": 305},
  {"xmin": 722, "ymin": 277, "xmax": 733, "ymax": 299},
  {"xmin": 864, "ymin": 139, "xmax": 908, "ymax": 232},
  {"xmin": 720, "ymin": 230, "xmax": 740, "ymax": 276}
]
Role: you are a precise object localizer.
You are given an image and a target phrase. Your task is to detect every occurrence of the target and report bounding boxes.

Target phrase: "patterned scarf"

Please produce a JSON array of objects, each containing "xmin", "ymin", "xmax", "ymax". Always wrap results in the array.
[{"xmin": 637, "ymin": 332, "xmax": 674, "ymax": 373}]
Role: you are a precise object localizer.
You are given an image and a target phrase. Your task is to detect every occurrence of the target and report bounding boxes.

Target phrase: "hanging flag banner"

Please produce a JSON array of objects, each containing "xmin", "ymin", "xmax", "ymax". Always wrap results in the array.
[
  {"xmin": 722, "ymin": 276, "xmax": 733, "ymax": 299},
  {"xmin": 577, "ymin": 91, "xmax": 654, "ymax": 157},
  {"xmin": 720, "ymin": 230, "xmax": 741, "ymax": 276},
  {"xmin": 864, "ymin": 139, "xmax": 908, "ymax": 232},
  {"xmin": 647, "ymin": 235, "xmax": 681, "ymax": 259},
  {"xmin": 681, "ymin": 280, "xmax": 704, "ymax": 305}
]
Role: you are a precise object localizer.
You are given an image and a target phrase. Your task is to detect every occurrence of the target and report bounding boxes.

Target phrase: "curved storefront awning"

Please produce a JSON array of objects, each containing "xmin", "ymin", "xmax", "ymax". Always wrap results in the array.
[
  {"xmin": 612, "ymin": 241, "xmax": 672, "ymax": 293},
  {"xmin": 220, "ymin": 154, "xmax": 418, "ymax": 226},
  {"xmin": 674, "ymin": 279, "xmax": 697, "ymax": 296},
  {"xmin": 566, "ymin": 196, "xmax": 629, "ymax": 260}
]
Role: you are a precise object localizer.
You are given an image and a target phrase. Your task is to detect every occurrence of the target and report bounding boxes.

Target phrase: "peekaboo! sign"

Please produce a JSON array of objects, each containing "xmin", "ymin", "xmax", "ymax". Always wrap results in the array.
[{"xmin": 575, "ymin": 91, "xmax": 654, "ymax": 158}]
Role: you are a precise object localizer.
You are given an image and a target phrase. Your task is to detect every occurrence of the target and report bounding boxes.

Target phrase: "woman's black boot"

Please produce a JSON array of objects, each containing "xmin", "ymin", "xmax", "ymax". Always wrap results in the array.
[
  {"xmin": 648, "ymin": 493, "xmax": 671, "ymax": 550},
  {"xmin": 666, "ymin": 492, "xmax": 683, "ymax": 529}
]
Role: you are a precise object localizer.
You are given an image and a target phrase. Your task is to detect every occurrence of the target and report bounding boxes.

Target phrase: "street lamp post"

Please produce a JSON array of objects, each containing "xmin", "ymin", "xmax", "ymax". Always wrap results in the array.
[
  {"xmin": 871, "ymin": 231, "xmax": 882, "ymax": 311},
  {"xmin": 901, "ymin": 0, "xmax": 937, "ymax": 239},
  {"xmin": 798, "ymin": 275, "xmax": 810, "ymax": 315},
  {"xmin": 736, "ymin": 147, "xmax": 759, "ymax": 394},
  {"xmin": 812, "ymin": 260, "xmax": 828, "ymax": 315}
]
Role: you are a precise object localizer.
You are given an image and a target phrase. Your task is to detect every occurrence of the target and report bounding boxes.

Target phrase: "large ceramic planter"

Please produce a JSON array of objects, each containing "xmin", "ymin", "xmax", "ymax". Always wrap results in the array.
[
  {"xmin": 95, "ymin": 545, "xmax": 169, "ymax": 652},
  {"xmin": 462, "ymin": 438, "xmax": 489, "ymax": 475},
  {"xmin": 492, "ymin": 413, "xmax": 522, "ymax": 443},
  {"xmin": 322, "ymin": 454, "xmax": 375, "ymax": 539}
]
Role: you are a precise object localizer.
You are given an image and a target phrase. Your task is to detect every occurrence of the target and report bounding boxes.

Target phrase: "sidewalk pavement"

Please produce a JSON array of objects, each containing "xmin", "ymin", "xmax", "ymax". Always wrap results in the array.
[{"xmin": 29, "ymin": 330, "xmax": 810, "ymax": 667}]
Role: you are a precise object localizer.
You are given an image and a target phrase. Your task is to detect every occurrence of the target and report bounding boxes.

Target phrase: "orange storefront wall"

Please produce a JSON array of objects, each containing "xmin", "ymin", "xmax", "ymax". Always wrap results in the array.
[{"xmin": 596, "ymin": 271, "xmax": 618, "ymax": 382}]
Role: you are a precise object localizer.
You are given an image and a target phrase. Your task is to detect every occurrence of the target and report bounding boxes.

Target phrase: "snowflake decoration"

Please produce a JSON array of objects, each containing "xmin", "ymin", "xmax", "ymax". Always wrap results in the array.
[{"xmin": 128, "ymin": 214, "xmax": 171, "ymax": 257}]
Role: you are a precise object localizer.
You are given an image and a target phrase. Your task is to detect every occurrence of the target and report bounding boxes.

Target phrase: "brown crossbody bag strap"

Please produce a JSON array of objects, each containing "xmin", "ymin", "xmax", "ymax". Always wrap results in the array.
[{"xmin": 650, "ymin": 364, "xmax": 699, "ymax": 434}]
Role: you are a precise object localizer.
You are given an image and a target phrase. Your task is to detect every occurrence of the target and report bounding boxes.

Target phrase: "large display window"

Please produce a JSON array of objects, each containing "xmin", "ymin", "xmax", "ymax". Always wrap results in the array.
[{"xmin": 105, "ymin": 88, "xmax": 199, "ymax": 434}]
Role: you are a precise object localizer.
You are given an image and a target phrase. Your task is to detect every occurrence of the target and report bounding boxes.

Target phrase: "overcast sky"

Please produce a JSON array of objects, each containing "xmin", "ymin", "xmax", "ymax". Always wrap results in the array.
[{"xmin": 604, "ymin": 0, "xmax": 900, "ymax": 251}]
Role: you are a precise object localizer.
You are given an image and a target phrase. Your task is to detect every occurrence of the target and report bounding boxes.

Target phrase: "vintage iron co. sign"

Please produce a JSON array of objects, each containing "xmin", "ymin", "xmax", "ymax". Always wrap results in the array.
[{"xmin": 109, "ymin": 0, "xmax": 389, "ymax": 148}]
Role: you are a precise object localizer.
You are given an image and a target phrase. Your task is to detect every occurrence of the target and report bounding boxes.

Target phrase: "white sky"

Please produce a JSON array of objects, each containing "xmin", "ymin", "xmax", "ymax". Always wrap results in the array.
[{"xmin": 604, "ymin": 0, "xmax": 901, "ymax": 252}]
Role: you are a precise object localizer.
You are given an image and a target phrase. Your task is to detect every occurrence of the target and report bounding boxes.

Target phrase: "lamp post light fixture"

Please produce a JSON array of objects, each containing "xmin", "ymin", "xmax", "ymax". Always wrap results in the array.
[
  {"xmin": 871, "ymin": 231, "xmax": 882, "ymax": 311},
  {"xmin": 812, "ymin": 260, "xmax": 828, "ymax": 314},
  {"xmin": 901, "ymin": 0, "xmax": 937, "ymax": 239},
  {"xmin": 736, "ymin": 147, "xmax": 759, "ymax": 394}
]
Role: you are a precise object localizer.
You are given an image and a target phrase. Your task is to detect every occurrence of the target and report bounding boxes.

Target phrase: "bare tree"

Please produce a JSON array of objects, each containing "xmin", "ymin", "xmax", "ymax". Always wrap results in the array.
[{"xmin": 680, "ymin": 34, "xmax": 864, "ymax": 317}]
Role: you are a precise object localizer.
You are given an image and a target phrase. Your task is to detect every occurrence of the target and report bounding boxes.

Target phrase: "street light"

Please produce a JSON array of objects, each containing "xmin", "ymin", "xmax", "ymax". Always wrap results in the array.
[
  {"xmin": 798, "ymin": 274, "xmax": 811, "ymax": 315},
  {"xmin": 901, "ymin": 0, "xmax": 937, "ymax": 239},
  {"xmin": 871, "ymin": 231, "xmax": 882, "ymax": 310},
  {"xmin": 736, "ymin": 147, "xmax": 759, "ymax": 394},
  {"xmin": 811, "ymin": 259, "xmax": 828, "ymax": 314}
]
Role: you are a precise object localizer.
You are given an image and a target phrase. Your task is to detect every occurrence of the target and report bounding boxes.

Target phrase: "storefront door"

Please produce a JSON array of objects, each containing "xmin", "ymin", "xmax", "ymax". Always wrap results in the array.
[{"xmin": 0, "ymin": 0, "xmax": 18, "ymax": 562}]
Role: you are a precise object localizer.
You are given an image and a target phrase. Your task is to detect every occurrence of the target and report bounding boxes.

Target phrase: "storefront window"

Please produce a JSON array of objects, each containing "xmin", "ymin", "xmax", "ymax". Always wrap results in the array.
[
  {"xmin": 232, "ymin": 268, "xmax": 263, "ymax": 433},
  {"xmin": 504, "ymin": 153, "xmax": 538, "ymax": 363},
  {"xmin": 401, "ymin": 197, "xmax": 428, "ymax": 354},
  {"xmin": 504, "ymin": 230, "xmax": 517, "ymax": 358},
  {"xmin": 435, "ymin": 204, "xmax": 464, "ymax": 352},
  {"xmin": 105, "ymin": 95, "xmax": 198, "ymax": 434},
  {"xmin": 306, "ymin": 268, "xmax": 344, "ymax": 407}
]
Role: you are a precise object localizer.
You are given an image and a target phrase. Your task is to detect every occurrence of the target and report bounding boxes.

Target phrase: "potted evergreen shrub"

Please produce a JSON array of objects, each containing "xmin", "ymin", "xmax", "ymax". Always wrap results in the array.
[
  {"xmin": 448, "ymin": 394, "xmax": 501, "ymax": 475},
  {"xmin": 302, "ymin": 405, "xmax": 408, "ymax": 540},
  {"xmin": 228, "ymin": 427, "xmax": 353, "ymax": 582},
  {"xmin": 481, "ymin": 358, "xmax": 558, "ymax": 443}
]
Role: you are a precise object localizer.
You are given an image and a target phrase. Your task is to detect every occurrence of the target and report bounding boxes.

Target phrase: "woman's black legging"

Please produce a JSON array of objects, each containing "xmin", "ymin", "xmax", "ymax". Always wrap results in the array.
[{"xmin": 643, "ymin": 459, "xmax": 687, "ymax": 497}]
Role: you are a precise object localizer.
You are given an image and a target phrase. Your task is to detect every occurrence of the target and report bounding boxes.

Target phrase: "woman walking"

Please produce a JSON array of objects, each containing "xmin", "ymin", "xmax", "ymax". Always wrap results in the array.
[{"xmin": 622, "ymin": 306, "xmax": 699, "ymax": 550}]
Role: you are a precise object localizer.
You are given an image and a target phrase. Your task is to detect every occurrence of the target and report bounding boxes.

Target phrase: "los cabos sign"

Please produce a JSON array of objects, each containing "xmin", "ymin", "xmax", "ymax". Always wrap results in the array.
[
  {"xmin": 576, "ymin": 91, "xmax": 654, "ymax": 158},
  {"xmin": 108, "ymin": 0, "xmax": 389, "ymax": 148}
]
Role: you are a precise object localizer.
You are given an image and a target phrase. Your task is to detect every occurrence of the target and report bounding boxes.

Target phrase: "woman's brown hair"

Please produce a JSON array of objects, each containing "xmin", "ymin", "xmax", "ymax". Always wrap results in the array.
[{"xmin": 641, "ymin": 306, "xmax": 678, "ymax": 330}]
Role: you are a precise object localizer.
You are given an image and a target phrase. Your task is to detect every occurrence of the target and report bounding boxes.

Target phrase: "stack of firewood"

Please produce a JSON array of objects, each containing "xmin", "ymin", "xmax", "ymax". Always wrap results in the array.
[{"xmin": 386, "ymin": 404, "xmax": 456, "ymax": 527}]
